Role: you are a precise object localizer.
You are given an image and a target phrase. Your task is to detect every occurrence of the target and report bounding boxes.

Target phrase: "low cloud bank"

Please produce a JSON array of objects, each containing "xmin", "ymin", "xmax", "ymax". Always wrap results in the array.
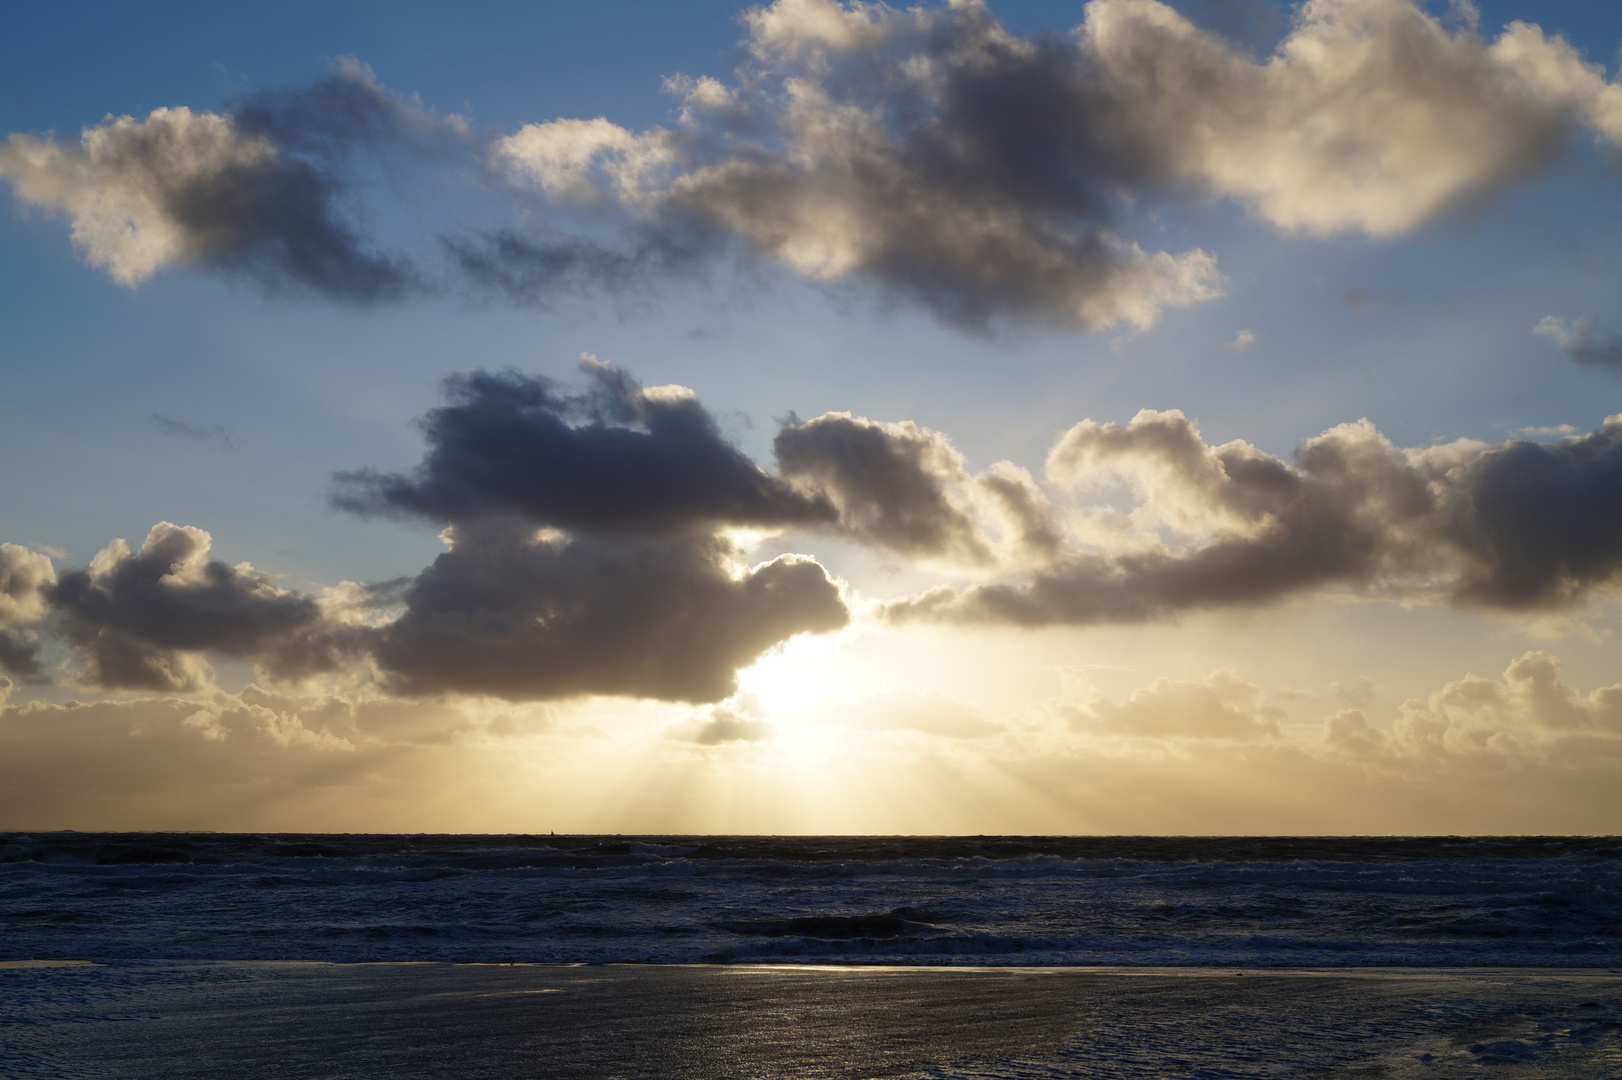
[
  {"xmin": 6, "ymin": 650, "xmax": 1622, "ymax": 832},
  {"xmin": 886, "ymin": 409, "xmax": 1622, "ymax": 625}
]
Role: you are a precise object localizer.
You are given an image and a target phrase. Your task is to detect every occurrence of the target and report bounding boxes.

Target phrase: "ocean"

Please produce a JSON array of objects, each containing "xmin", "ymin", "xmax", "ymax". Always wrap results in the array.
[{"xmin": 4, "ymin": 833, "xmax": 1621, "ymax": 1077}]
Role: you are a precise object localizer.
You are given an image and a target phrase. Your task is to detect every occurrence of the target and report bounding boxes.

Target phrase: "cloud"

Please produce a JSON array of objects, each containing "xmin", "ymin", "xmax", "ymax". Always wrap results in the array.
[
  {"xmin": 8, "ymin": 358, "xmax": 870, "ymax": 706},
  {"xmin": 328, "ymin": 360, "xmax": 853, "ymax": 702},
  {"xmin": 45, "ymin": 523, "xmax": 327, "ymax": 691},
  {"xmin": 1337, "ymin": 288, "xmax": 1398, "ymax": 313},
  {"xmin": 0, "ymin": 61, "xmax": 448, "ymax": 302},
  {"xmin": 13, "ymin": 2, "xmax": 1618, "ymax": 327},
  {"xmin": 886, "ymin": 410, "xmax": 1622, "ymax": 626},
  {"xmin": 151, "ymin": 414, "xmax": 238, "ymax": 451},
  {"xmin": 1536, "ymin": 315, "xmax": 1622, "ymax": 369},
  {"xmin": 1222, "ymin": 329, "xmax": 1256, "ymax": 353},
  {"xmin": 0, "ymin": 686, "xmax": 551, "ymax": 830},
  {"xmin": 334, "ymin": 357, "xmax": 836, "ymax": 534},
  {"xmin": 490, "ymin": 0, "xmax": 1622, "ymax": 331},
  {"xmin": 228, "ymin": 57, "xmax": 466, "ymax": 159},
  {"xmin": 775, "ymin": 411, "xmax": 1060, "ymax": 567},
  {"xmin": 989, "ymin": 652, "xmax": 1622, "ymax": 832},
  {"xmin": 371, "ymin": 524, "xmax": 848, "ymax": 703},
  {"xmin": 20, "ymin": 515, "xmax": 847, "ymax": 705},
  {"xmin": 1084, "ymin": 0, "xmax": 1619, "ymax": 236},
  {"xmin": 775, "ymin": 413, "xmax": 995, "ymax": 566},
  {"xmin": 687, "ymin": 702, "xmax": 775, "ymax": 744},
  {"xmin": 337, "ymin": 359, "xmax": 1064, "ymax": 573},
  {"xmin": 16, "ymin": 365, "xmax": 1622, "ymax": 707},
  {"xmin": 1396, "ymin": 650, "xmax": 1622, "ymax": 751},
  {"xmin": 443, "ymin": 225, "xmax": 718, "ymax": 308},
  {"xmin": 494, "ymin": 0, "xmax": 1227, "ymax": 332},
  {"xmin": 1050, "ymin": 668, "xmax": 1282, "ymax": 740},
  {"xmin": 0, "ymin": 544, "xmax": 57, "ymax": 677}
]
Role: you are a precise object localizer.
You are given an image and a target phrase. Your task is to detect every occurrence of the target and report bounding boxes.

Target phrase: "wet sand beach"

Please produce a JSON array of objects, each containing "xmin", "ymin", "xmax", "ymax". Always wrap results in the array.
[{"xmin": 7, "ymin": 963, "xmax": 1622, "ymax": 1079}]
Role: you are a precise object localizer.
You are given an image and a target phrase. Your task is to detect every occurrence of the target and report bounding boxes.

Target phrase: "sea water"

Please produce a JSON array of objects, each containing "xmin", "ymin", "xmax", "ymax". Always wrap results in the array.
[
  {"xmin": 5, "ymin": 834, "xmax": 1621, "ymax": 1078},
  {"xmin": 2, "ymin": 833, "xmax": 1617, "ymax": 965}
]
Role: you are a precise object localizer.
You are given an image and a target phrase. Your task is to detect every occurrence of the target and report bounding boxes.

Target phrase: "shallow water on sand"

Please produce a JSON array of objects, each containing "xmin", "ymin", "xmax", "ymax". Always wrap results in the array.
[
  {"xmin": 4, "ymin": 834, "xmax": 1620, "ymax": 966},
  {"xmin": 6, "ymin": 963, "xmax": 1622, "ymax": 1079}
]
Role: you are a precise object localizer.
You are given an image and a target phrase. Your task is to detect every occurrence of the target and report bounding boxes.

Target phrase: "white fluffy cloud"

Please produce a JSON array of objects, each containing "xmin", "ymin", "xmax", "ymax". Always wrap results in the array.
[
  {"xmin": 484, "ymin": 0, "xmax": 1622, "ymax": 329},
  {"xmin": 0, "ymin": 108, "xmax": 277, "ymax": 285},
  {"xmin": 1085, "ymin": 0, "xmax": 1622, "ymax": 235},
  {"xmin": 0, "ymin": 61, "xmax": 450, "ymax": 302},
  {"xmin": 0, "ymin": 544, "xmax": 56, "ymax": 678}
]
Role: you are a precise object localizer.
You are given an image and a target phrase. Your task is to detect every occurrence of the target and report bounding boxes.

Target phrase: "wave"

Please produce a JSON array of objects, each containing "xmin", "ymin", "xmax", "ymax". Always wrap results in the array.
[{"xmin": 3, "ymin": 833, "xmax": 1619, "ymax": 966}]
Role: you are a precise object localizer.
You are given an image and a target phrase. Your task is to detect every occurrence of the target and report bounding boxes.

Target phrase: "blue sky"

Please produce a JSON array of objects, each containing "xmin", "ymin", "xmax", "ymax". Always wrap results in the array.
[{"xmin": 3, "ymin": 0, "xmax": 1622, "ymax": 832}]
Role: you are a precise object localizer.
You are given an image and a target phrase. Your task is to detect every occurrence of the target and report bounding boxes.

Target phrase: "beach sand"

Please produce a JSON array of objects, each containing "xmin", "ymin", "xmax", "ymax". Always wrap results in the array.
[{"xmin": 6, "ymin": 962, "xmax": 1622, "ymax": 1078}]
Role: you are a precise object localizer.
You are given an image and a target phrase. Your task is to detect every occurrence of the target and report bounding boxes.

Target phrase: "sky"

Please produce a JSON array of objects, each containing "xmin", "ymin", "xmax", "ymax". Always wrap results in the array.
[{"xmin": 3, "ymin": 0, "xmax": 1622, "ymax": 834}]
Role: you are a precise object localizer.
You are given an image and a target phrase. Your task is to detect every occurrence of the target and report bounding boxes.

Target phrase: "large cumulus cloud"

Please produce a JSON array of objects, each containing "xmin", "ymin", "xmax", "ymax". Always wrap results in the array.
[
  {"xmin": 774, "ymin": 411, "xmax": 1059, "ymax": 567},
  {"xmin": 333, "ymin": 357, "xmax": 835, "ymax": 533},
  {"xmin": 0, "ymin": 544, "xmax": 56, "ymax": 678},
  {"xmin": 329, "ymin": 360, "xmax": 852, "ymax": 702},
  {"xmin": 373, "ymin": 525, "xmax": 847, "ymax": 702},
  {"xmin": 46, "ymin": 523, "xmax": 330, "ymax": 692},
  {"xmin": 10, "ymin": 650, "xmax": 1622, "ymax": 833},
  {"xmin": 887, "ymin": 410, "xmax": 1622, "ymax": 625},
  {"xmin": 489, "ymin": 0, "xmax": 1622, "ymax": 330},
  {"xmin": 0, "ymin": 60, "xmax": 455, "ymax": 302}
]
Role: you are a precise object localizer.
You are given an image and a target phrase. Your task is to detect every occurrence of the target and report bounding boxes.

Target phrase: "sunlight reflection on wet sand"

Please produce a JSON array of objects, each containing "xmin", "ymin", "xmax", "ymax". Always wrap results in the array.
[{"xmin": 7, "ymin": 963, "xmax": 1622, "ymax": 1078}]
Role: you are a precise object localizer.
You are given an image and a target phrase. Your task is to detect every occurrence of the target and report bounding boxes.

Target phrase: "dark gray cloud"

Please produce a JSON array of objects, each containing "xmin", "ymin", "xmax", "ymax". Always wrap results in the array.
[
  {"xmin": 0, "ymin": 633, "xmax": 41, "ymax": 679},
  {"xmin": 0, "ymin": 61, "xmax": 444, "ymax": 303},
  {"xmin": 229, "ymin": 58, "xmax": 465, "ymax": 160},
  {"xmin": 886, "ymin": 411, "xmax": 1622, "ymax": 626},
  {"xmin": 19, "ymin": 516, "xmax": 847, "ymax": 704},
  {"xmin": 1449, "ymin": 423, "xmax": 1622, "ymax": 607},
  {"xmin": 371, "ymin": 525, "xmax": 848, "ymax": 703},
  {"xmin": 1537, "ymin": 316, "xmax": 1622, "ymax": 369},
  {"xmin": 337, "ymin": 361, "xmax": 1060, "ymax": 568},
  {"xmin": 775, "ymin": 413, "xmax": 994, "ymax": 565},
  {"xmin": 151, "ymin": 414, "xmax": 238, "ymax": 452},
  {"xmin": 444, "ymin": 224, "xmax": 719, "ymax": 308},
  {"xmin": 46, "ymin": 523, "xmax": 325, "ymax": 691},
  {"xmin": 12, "ymin": 359, "xmax": 868, "ymax": 704},
  {"xmin": 326, "ymin": 355, "xmax": 861, "ymax": 702},
  {"xmin": 333, "ymin": 357, "xmax": 836, "ymax": 534},
  {"xmin": 774, "ymin": 411, "xmax": 1060, "ymax": 566}
]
